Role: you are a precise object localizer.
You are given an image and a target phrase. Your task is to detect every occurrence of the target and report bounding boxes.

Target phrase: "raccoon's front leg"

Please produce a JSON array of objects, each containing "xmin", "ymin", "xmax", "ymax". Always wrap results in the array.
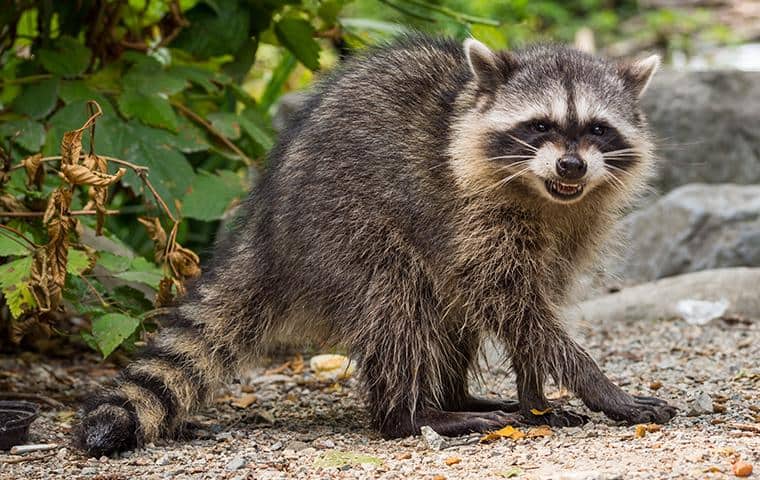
[{"xmin": 512, "ymin": 303, "xmax": 676, "ymax": 425}]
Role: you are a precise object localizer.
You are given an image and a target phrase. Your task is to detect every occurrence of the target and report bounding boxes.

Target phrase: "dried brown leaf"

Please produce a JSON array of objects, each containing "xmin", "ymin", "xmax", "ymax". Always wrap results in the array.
[
  {"xmin": 230, "ymin": 393, "xmax": 257, "ymax": 409},
  {"xmin": 22, "ymin": 153, "xmax": 44, "ymax": 189},
  {"xmin": 526, "ymin": 426, "xmax": 553, "ymax": 437},
  {"xmin": 61, "ymin": 164, "xmax": 126, "ymax": 187},
  {"xmin": 138, "ymin": 217, "xmax": 168, "ymax": 261},
  {"xmin": 480, "ymin": 425, "xmax": 526, "ymax": 443},
  {"xmin": 61, "ymin": 130, "xmax": 83, "ymax": 166},
  {"xmin": 168, "ymin": 246, "xmax": 201, "ymax": 281},
  {"xmin": 156, "ymin": 277, "xmax": 174, "ymax": 307}
]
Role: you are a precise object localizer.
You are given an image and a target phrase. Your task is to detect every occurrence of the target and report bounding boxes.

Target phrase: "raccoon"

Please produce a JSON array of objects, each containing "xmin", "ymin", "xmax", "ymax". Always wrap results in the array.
[{"xmin": 74, "ymin": 35, "xmax": 676, "ymax": 457}]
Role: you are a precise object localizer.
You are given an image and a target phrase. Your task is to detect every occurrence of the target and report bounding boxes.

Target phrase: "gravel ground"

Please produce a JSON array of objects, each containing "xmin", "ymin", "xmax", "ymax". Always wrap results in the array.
[{"xmin": 1, "ymin": 312, "xmax": 758, "ymax": 480}]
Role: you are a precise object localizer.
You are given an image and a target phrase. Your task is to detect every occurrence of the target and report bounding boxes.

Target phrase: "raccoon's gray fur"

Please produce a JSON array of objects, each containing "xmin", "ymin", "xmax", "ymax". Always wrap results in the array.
[{"xmin": 74, "ymin": 35, "xmax": 675, "ymax": 457}]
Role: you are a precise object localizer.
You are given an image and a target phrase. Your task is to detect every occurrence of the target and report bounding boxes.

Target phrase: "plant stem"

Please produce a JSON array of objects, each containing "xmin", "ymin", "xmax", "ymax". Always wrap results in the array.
[
  {"xmin": 171, "ymin": 100, "xmax": 254, "ymax": 166},
  {"xmin": 0, "ymin": 224, "xmax": 39, "ymax": 249},
  {"xmin": 0, "ymin": 74, "xmax": 54, "ymax": 86},
  {"xmin": 398, "ymin": 0, "xmax": 500, "ymax": 26},
  {"xmin": 0, "ymin": 209, "xmax": 120, "ymax": 217}
]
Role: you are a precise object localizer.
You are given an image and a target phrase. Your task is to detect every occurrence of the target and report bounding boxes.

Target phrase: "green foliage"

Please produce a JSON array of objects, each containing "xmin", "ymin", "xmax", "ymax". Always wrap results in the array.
[{"xmin": 0, "ymin": 0, "xmax": 735, "ymax": 357}]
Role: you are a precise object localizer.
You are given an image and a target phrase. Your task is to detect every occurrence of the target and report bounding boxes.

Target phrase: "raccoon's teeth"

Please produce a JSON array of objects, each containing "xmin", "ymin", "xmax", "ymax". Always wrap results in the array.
[{"xmin": 546, "ymin": 180, "xmax": 584, "ymax": 198}]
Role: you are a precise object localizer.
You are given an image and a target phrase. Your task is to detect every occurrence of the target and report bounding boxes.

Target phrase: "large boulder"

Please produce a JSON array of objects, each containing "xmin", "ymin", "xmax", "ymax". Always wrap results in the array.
[
  {"xmin": 566, "ymin": 268, "xmax": 760, "ymax": 325},
  {"xmin": 642, "ymin": 70, "xmax": 760, "ymax": 194},
  {"xmin": 613, "ymin": 184, "xmax": 760, "ymax": 284}
]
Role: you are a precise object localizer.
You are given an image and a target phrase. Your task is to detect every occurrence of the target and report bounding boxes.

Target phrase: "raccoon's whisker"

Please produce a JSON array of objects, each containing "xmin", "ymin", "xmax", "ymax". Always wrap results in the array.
[
  {"xmin": 602, "ymin": 148, "xmax": 639, "ymax": 156},
  {"xmin": 486, "ymin": 155, "xmax": 534, "ymax": 161},
  {"xmin": 505, "ymin": 133, "xmax": 538, "ymax": 152},
  {"xmin": 605, "ymin": 164, "xmax": 635, "ymax": 179},
  {"xmin": 482, "ymin": 166, "xmax": 532, "ymax": 193}
]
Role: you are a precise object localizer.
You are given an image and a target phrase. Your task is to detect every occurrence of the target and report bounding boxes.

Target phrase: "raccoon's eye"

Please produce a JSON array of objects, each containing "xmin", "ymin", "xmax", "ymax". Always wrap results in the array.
[
  {"xmin": 590, "ymin": 125, "xmax": 607, "ymax": 136},
  {"xmin": 532, "ymin": 122, "xmax": 549, "ymax": 133}
]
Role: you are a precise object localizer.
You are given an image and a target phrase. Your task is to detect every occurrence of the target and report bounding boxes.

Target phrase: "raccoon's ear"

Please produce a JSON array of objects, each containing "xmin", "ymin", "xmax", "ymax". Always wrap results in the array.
[
  {"xmin": 619, "ymin": 54, "xmax": 660, "ymax": 98},
  {"xmin": 464, "ymin": 38, "xmax": 514, "ymax": 90}
]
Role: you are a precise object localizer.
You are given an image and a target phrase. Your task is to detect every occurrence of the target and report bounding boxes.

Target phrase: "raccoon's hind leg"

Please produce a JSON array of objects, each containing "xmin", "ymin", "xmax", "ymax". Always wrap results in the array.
[
  {"xmin": 439, "ymin": 330, "xmax": 519, "ymax": 414},
  {"xmin": 74, "ymin": 245, "xmax": 276, "ymax": 456},
  {"xmin": 355, "ymin": 263, "xmax": 523, "ymax": 438}
]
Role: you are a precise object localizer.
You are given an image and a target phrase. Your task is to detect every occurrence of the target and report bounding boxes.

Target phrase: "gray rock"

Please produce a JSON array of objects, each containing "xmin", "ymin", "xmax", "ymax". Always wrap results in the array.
[
  {"xmin": 80, "ymin": 467, "xmax": 97, "ymax": 475},
  {"xmin": 566, "ymin": 268, "xmax": 760, "ymax": 325},
  {"xmin": 225, "ymin": 456, "xmax": 246, "ymax": 471},
  {"xmin": 687, "ymin": 391, "xmax": 714, "ymax": 416},
  {"xmin": 641, "ymin": 70, "xmax": 760, "ymax": 194},
  {"xmin": 156, "ymin": 454, "xmax": 171, "ymax": 466},
  {"xmin": 614, "ymin": 184, "xmax": 760, "ymax": 284}
]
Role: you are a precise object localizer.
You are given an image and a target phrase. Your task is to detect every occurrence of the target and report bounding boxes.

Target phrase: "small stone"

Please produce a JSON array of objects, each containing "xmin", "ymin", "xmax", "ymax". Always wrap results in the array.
[
  {"xmin": 444, "ymin": 456, "xmax": 461, "ymax": 466},
  {"xmin": 733, "ymin": 461, "xmax": 753, "ymax": 477},
  {"xmin": 286, "ymin": 440, "xmax": 309, "ymax": 451},
  {"xmin": 99, "ymin": 455, "xmax": 109, "ymax": 462},
  {"xmin": 421, "ymin": 426, "xmax": 445, "ymax": 450},
  {"xmin": 687, "ymin": 391, "xmax": 713, "ymax": 416},
  {"xmin": 269, "ymin": 441, "xmax": 283, "ymax": 451},
  {"xmin": 156, "ymin": 454, "xmax": 171, "ymax": 466},
  {"xmin": 226, "ymin": 456, "xmax": 246, "ymax": 471},
  {"xmin": 649, "ymin": 380, "xmax": 663, "ymax": 390},
  {"xmin": 57, "ymin": 448, "xmax": 68, "ymax": 458},
  {"xmin": 315, "ymin": 439, "xmax": 335, "ymax": 449},
  {"xmin": 215, "ymin": 431, "xmax": 233, "ymax": 442},
  {"xmin": 395, "ymin": 452, "xmax": 412, "ymax": 460},
  {"xmin": 81, "ymin": 467, "xmax": 97, "ymax": 475}
]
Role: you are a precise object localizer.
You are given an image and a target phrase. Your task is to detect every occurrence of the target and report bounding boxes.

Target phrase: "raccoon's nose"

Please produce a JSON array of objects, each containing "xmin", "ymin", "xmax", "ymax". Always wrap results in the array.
[{"xmin": 556, "ymin": 155, "xmax": 587, "ymax": 180}]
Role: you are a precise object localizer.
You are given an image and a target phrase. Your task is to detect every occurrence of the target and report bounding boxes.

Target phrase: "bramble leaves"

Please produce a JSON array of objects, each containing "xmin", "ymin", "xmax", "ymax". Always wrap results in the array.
[
  {"xmin": 183, "ymin": 170, "xmax": 246, "ymax": 221},
  {"xmin": 37, "ymin": 36, "xmax": 92, "ymax": 77},
  {"xmin": 275, "ymin": 18, "xmax": 321, "ymax": 71},
  {"xmin": 91, "ymin": 313, "xmax": 141, "ymax": 357}
]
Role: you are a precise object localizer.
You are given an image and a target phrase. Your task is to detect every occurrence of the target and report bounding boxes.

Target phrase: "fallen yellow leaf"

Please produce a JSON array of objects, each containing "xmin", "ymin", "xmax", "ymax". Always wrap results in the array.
[
  {"xmin": 530, "ymin": 408, "xmax": 552, "ymax": 416},
  {"xmin": 481, "ymin": 425, "xmax": 526, "ymax": 442},
  {"xmin": 444, "ymin": 456, "xmax": 461, "ymax": 466},
  {"xmin": 230, "ymin": 393, "xmax": 257, "ymax": 409},
  {"xmin": 634, "ymin": 424, "xmax": 647, "ymax": 438},
  {"xmin": 527, "ymin": 426, "xmax": 553, "ymax": 437}
]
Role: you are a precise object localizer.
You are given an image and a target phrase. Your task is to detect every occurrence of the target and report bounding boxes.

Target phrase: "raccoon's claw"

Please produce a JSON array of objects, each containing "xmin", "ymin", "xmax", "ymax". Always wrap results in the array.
[
  {"xmin": 73, "ymin": 403, "xmax": 140, "ymax": 457},
  {"xmin": 520, "ymin": 408, "xmax": 589, "ymax": 427},
  {"xmin": 602, "ymin": 395, "xmax": 677, "ymax": 425}
]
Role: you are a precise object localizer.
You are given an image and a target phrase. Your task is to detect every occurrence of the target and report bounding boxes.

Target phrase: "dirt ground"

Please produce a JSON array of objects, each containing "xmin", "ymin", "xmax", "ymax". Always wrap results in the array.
[{"xmin": 1, "ymin": 311, "xmax": 758, "ymax": 480}]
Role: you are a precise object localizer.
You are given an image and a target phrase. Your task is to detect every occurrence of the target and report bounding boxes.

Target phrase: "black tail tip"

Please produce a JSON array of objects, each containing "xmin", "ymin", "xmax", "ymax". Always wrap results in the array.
[{"xmin": 73, "ymin": 400, "xmax": 140, "ymax": 457}]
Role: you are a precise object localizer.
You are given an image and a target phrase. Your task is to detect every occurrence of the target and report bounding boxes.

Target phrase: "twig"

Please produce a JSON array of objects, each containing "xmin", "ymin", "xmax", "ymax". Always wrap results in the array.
[
  {"xmin": 398, "ymin": 0, "xmax": 500, "ymax": 26},
  {"xmin": 0, "ymin": 224, "xmax": 39, "ymax": 249},
  {"xmin": 10, "ymin": 444, "xmax": 58, "ymax": 455},
  {"xmin": 79, "ymin": 274, "xmax": 109, "ymax": 307},
  {"xmin": 0, "ymin": 74, "xmax": 54, "ymax": 87},
  {"xmin": 727, "ymin": 423, "xmax": 760, "ymax": 433},
  {"xmin": 10, "ymin": 155, "xmax": 148, "ymax": 173},
  {"xmin": 0, "ymin": 392, "xmax": 65, "ymax": 408},
  {"xmin": 2, "ymin": 451, "xmax": 56, "ymax": 464},
  {"xmin": 136, "ymin": 170, "xmax": 177, "ymax": 223},
  {"xmin": 0, "ymin": 209, "xmax": 120, "ymax": 217},
  {"xmin": 171, "ymin": 101, "xmax": 254, "ymax": 166}
]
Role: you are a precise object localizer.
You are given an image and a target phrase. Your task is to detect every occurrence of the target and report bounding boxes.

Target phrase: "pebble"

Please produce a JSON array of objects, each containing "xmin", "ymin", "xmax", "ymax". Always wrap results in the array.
[
  {"xmin": 286, "ymin": 440, "xmax": 309, "ymax": 451},
  {"xmin": 80, "ymin": 467, "xmax": 97, "ymax": 475},
  {"xmin": 226, "ymin": 456, "xmax": 247, "ymax": 471},
  {"xmin": 156, "ymin": 454, "xmax": 171, "ymax": 466},
  {"xmin": 269, "ymin": 441, "xmax": 283, "ymax": 451},
  {"xmin": 687, "ymin": 391, "xmax": 714, "ymax": 416}
]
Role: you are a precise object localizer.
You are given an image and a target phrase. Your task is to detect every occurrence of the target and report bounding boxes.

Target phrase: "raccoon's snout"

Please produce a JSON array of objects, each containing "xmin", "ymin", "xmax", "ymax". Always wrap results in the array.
[{"xmin": 556, "ymin": 155, "xmax": 587, "ymax": 181}]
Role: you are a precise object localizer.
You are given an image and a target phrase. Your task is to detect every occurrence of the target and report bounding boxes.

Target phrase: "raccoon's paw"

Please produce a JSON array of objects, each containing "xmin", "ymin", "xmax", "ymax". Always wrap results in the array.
[{"xmin": 73, "ymin": 397, "xmax": 140, "ymax": 457}]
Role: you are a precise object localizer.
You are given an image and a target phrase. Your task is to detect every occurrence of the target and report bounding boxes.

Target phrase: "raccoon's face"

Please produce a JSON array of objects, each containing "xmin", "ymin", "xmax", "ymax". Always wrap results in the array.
[{"xmin": 449, "ymin": 39, "xmax": 659, "ymax": 205}]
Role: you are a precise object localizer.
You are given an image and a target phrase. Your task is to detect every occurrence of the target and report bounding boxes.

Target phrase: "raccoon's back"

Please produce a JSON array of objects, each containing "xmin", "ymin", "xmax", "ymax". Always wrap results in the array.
[{"xmin": 254, "ymin": 37, "xmax": 471, "ymax": 271}]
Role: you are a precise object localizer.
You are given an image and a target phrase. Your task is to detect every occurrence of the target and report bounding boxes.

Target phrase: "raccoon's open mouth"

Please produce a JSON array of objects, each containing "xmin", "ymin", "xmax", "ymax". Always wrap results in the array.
[{"xmin": 545, "ymin": 179, "xmax": 584, "ymax": 200}]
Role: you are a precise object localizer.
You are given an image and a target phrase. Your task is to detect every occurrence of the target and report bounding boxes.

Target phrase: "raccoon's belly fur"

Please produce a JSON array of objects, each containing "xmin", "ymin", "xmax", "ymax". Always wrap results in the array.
[{"xmin": 74, "ymin": 35, "xmax": 676, "ymax": 457}]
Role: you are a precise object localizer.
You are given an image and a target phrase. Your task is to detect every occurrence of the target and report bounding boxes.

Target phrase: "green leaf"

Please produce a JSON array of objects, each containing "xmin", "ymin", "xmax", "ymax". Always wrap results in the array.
[
  {"xmin": 0, "ymin": 232, "xmax": 31, "ymax": 257},
  {"xmin": 123, "ymin": 69, "xmax": 188, "ymax": 96},
  {"xmin": 98, "ymin": 252, "xmax": 133, "ymax": 273},
  {"xmin": 67, "ymin": 249, "xmax": 92, "ymax": 275},
  {"xmin": 173, "ymin": 115, "xmax": 210, "ymax": 153},
  {"xmin": 114, "ymin": 257, "xmax": 163, "ymax": 288},
  {"xmin": 275, "ymin": 18, "xmax": 321, "ymax": 71},
  {"xmin": 0, "ymin": 118, "xmax": 46, "ymax": 152},
  {"xmin": 109, "ymin": 285, "xmax": 154, "ymax": 315},
  {"xmin": 182, "ymin": 170, "xmax": 246, "ymax": 221},
  {"xmin": 91, "ymin": 313, "xmax": 141, "ymax": 357},
  {"xmin": 12, "ymin": 77, "xmax": 60, "ymax": 119},
  {"xmin": 206, "ymin": 112, "xmax": 241, "ymax": 140},
  {"xmin": 172, "ymin": 0, "xmax": 251, "ymax": 59},
  {"xmin": 314, "ymin": 451, "xmax": 384, "ymax": 469},
  {"xmin": 37, "ymin": 36, "xmax": 92, "ymax": 77},
  {"xmin": 259, "ymin": 52, "xmax": 297, "ymax": 113},
  {"xmin": 117, "ymin": 89, "xmax": 179, "ymax": 131},
  {"xmin": 239, "ymin": 109, "xmax": 274, "ymax": 151},
  {"xmin": 0, "ymin": 256, "xmax": 35, "ymax": 318},
  {"xmin": 167, "ymin": 65, "xmax": 219, "ymax": 93},
  {"xmin": 222, "ymin": 37, "xmax": 258, "ymax": 82},
  {"xmin": 58, "ymin": 80, "xmax": 116, "ymax": 115}
]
